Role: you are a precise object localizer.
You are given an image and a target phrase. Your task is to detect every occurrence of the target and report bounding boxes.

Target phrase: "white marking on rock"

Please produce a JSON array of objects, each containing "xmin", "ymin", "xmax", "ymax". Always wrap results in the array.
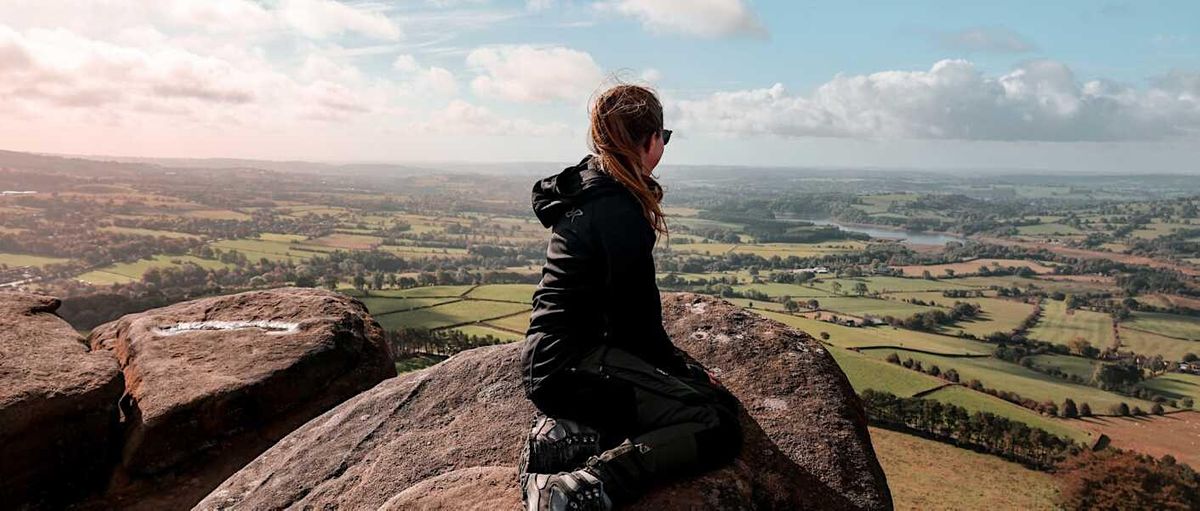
[
  {"xmin": 154, "ymin": 320, "xmax": 300, "ymax": 336},
  {"xmin": 691, "ymin": 330, "xmax": 710, "ymax": 341},
  {"xmin": 762, "ymin": 398, "xmax": 789, "ymax": 411}
]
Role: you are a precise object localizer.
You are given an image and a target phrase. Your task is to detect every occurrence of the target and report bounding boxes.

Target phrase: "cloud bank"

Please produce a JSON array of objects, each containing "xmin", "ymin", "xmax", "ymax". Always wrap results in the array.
[
  {"xmin": 596, "ymin": 0, "xmax": 767, "ymax": 39},
  {"xmin": 674, "ymin": 59, "xmax": 1200, "ymax": 142}
]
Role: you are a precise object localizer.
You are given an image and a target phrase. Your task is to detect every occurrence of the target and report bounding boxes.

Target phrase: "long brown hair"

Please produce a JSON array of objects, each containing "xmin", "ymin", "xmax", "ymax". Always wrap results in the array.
[{"xmin": 588, "ymin": 84, "xmax": 668, "ymax": 236}]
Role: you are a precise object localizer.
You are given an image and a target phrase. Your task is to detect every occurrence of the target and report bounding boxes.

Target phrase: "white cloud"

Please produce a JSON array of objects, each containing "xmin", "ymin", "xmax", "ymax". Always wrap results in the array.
[
  {"xmin": 415, "ymin": 99, "xmax": 568, "ymax": 136},
  {"xmin": 596, "ymin": 0, "xmax": 766, "ymax": 39},
  {"xmin": 392, "ymin": 54, "xmax": 419, "ymax": 72},
  {"xmin": 414, "ymin": 66, "xmax": 459, "ymax": 97},
  {"xmin": 279, "ymin": 0, "xmax": 401, "ymax": 40},
  {"xmin": 934, "ymin": 27, "xmax": 1036, "ymax": 53},
  {"xmin": 527, "ymin": 0, "xmax": 556, "ymax": 10},
  {"xmin": 466, "ymin": 45, "xmax": 603, "ymax": 103},
  {"xmin": 673, "ymin": 59, "xmax": 1200, "ymax": 142}
]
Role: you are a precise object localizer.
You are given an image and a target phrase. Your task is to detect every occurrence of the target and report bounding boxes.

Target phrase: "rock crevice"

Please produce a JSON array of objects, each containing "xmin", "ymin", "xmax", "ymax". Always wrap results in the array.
[{"xmin": 198, "ymin": 292, "xmax": 892, "ymax": 510}]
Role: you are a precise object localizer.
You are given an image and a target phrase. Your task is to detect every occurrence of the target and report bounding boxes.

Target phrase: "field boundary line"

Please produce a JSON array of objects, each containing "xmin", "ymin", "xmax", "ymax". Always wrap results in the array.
[
  {"xmin": 911, "ymin": 382, "xmax": 959, "ymax": 398},
  {"xmin": 1121, "ymin": 325, "xmax": 1197, "ymax": 342},
  {"xmin": 370, "ymin": 298, "xmax": 464, "ymax": 317},
  {"xmin": 854, "ymin": 346, "xmax": 990, "ymax": 358},
  {"xmin": 430, "ymin": 308, "xmax": 532, "ymax": 332}
]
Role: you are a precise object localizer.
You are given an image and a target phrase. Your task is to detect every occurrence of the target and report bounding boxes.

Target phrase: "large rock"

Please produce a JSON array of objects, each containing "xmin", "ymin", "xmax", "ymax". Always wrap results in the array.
[
  {"xmin": 86, "ymin": 287, "xmax": 395, "ymax": 509},
  {"xmin": 0, "ymin": 292, "xmax": 124, "ymax": 507},
  {"xmin": 198, "ymin": 293, "xmax": 892, "ymax": 510}
]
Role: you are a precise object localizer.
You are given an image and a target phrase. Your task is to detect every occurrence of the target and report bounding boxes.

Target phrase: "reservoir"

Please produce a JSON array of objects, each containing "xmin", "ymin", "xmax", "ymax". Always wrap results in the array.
[{"xmin": 780, "ymin": 216, "xmax": 968, "ymax": 245}]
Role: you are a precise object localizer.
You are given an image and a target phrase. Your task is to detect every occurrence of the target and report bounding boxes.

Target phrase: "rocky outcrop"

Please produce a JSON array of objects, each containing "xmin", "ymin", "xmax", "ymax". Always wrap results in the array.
[
  {"xmin": 82, "ymin": 287, "xmax": 396, "ymax": 509},
  {"xmin": 199, "ymin": 293, "xmax": 892, "ymax": 510},
  {"xmin": 0, "ymin": 293, "xmax": 124, "ymax": 507}
]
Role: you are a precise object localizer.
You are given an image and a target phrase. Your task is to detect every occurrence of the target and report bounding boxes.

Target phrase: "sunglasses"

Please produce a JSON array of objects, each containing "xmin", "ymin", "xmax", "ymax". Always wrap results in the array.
[{"xmin": 661, "ymin": 129, "xmax": 673, "ymax": 146}]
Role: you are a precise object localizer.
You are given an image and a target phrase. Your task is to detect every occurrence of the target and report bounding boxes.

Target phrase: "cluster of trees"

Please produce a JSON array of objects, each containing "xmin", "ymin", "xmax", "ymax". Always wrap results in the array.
[
  {"xmin": 885, "ymin": 353, "xmax": 960, "ymax": 382},
  {"xmin": 887, "ymin": 301, "xmax": 982, "ymax": 331},
  {"xmin": 383, "ymin": 327, "xmax": 509, "ymax": 358},
  {"xmin": 861, "ymin": 390, "xmax": 1078, "ymax": 469},
  {"xmin": 1056, "ymin": 449, "xmax": 1200, "ymax": 510}
]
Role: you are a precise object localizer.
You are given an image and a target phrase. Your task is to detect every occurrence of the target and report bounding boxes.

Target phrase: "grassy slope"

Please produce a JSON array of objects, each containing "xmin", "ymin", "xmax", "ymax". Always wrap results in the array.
[
  {"xmin": 871, "ymin": 426, "xmax": 1061, "ymax": 511},
  {"xmin": 920, "ymin": 386, "xmax": 1090, "ymax": 442},
  {"xmin": 827, "ymin": 348, "xmax": 945, "ymax": 398},
  {"xmin": 859, "ymin": 348, "xmax": 1159, "ymax": 412},
  {"xmin": 754, "ymin": 310, "xmax": 993, "ymax": 355},
  {"xmin": 1028, "ymin": 300, "xmax": 1115, "ymax": 348}
]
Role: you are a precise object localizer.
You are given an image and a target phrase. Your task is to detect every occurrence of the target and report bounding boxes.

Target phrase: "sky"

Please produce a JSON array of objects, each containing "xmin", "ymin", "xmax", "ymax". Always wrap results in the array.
[{"xmin": 1, "ymin": 0, "xmax": 1198, "ymax": 172}]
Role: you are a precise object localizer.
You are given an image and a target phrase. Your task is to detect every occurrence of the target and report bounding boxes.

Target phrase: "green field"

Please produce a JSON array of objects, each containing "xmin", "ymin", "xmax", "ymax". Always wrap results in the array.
[
  {"xmin": 859, "ymin": 348, "xmax": 1160, "ymax": 413},
  {"xmin": 464, "ymin": 283, "xmax": 536, "ymax": 303},
  {"xmin": 374, "ymin": 299, "xmax": 529, "ymax": 330},
  {"xmin": 0, "ymin": 252, "xmax": 70, "ymax": 269},
  {"xmin": 1028, "ymin": 300, "xmax": 1115, "ymax": 349},
  {"xmin": 809, "ymin": 276, "xmax": 976, "ymax": 294},
  {"xmin": 920, "ymin": 386, "xmax": 1090, "ymax": 442},
  {"xmin": 953, "ymin": 297, "xmax": 1037, "ymax": 338},
  {"xmin": 889, "ymin": 292, "xmax": 1035, "ymax": 338},
  {"xmin": 1126, "ymin": 312, "xmax": 1200, "ymax": 341},
  {"xmin": 754, "ymin": 310, "xmax": 993, "ymax": 355},
  {"xmin": 210, "ymin": 238, "xmax": 330, "ymax": 262},
  {"xmin": 827, "ymin": 348, "xmax": 946, "ymax": 398},
  {"xmin": 1015, "ymin": 223, "xmax": 1086, "ymax": 236},
  {"xmin": 359, "ymin": 297, "xmax": 459, "ymax": 316},
  {"xmin": 451, "ymin": 324, "xmax": 524, "ymax": 342},
  {"xmin": 76, "ymin": 255, "xmax": 231, "ymax": 285},
  {"xmin": 486, "ymin": 310, "xmax": 532, "ymax": 333},
  {"xmin": 100, "ymin": 226, "xmax": 199, "ymax": 239},
  {"xmin": 1026, "ymin": 354, "xmax": 1103, "ymax": 382},
  {"xmin": 726, "ymin": 242, "xmax": 865, "ymax": 258},
  {"xmin": 871, "ymin": 427, "xmax": 1061, "ymax": 511},
  {"xmin": 817, "ymin": 296, "xmax": 941, "ymax": 318},
  {"xmin": 362, "ymin": 285, "xmax": 474, "ymax": 298},
  {"xmin": 730, "ymin": 282, "xmax": 828, "ymax": 298},
  {"xmin": 1139, "ymin": 373, "xmax": 1200, "ymax": 405},
  {"xmin": 1118, "ymin": 327, "xmax": 1199, "ymax": 361}
]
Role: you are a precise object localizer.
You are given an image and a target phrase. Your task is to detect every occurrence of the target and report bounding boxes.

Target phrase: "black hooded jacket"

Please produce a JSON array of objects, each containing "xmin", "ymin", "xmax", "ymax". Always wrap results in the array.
[{"xmin": 522, "ymin": 155, "xmax": 685, "ymax": 399}]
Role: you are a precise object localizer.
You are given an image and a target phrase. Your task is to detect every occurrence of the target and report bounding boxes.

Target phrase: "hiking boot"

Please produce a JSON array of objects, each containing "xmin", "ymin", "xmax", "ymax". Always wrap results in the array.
[
  {"xmin": 522, "ymin": 469, "xmax": 613, "ymax": 511},
  {"xmin": 518, "ymin": 417, "xmax": 601, "ymax": 487}
]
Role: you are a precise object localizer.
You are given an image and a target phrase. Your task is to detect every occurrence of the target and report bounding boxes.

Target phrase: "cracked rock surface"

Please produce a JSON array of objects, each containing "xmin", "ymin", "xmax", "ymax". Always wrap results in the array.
[
  {"xmin": 198, "ymin": 293, "xmax": 891, "ymax": 510},
  {"xmin": 85, "ymin": 287, "xmax": 395, "ymax": 510},
  {"xmin": 0, "ymin": 292, "xmax": 124, "ymax": 507}
]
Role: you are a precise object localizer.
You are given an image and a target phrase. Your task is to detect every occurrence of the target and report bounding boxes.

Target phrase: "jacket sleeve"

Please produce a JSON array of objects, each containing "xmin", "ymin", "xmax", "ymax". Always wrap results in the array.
[{"xmin": 593, "ymin": 195, "xmax": 687, "ymax": 373}]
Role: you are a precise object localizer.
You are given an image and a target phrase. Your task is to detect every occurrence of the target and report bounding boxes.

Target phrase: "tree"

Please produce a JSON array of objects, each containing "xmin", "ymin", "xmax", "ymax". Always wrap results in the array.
[
  {"xmin": 1067, "ymin": 336, "xmax": 1096, "ymax": 358},
  {"xmin": 1112, "ymin": 402, "xmax": 1131, "ymax": 416},
  {"xmin": 1182, "ymin": 397, "xmax": 1195, "ymax": 409},
  {"xmin": 372, "ymin": 271, "xmax": 385, "ymax": 291},
  {"xmin": 352, "ymin": 273, "xmax": 367, "ymax": 293},
  {"xmin": 1151, "ymin": 403, "xmax": 1165, "ymax": 415},
  {"xmin": 922, "ymin": 270, "xmax": 934, "ymax": 280},
  {"xmin": 322, "ymin": 274, "xmax": 339, "ymax": 290},
  {"xmin": 853, "ymin": 282, "xmax": 869, "ymax": 296},
  {"xmin": 831, "ymin": 282, "xmax": 843, "ymax": 295},
  {"xmin": 1057, "ymin": 449, "xmax": 1200, "ymax": 511},
  {"xmin": 1079, "ymin": 402, "xmax": 1092, "ymax": 417},
  {"xmin": 1062, "ymin": 398, "xmax": 1079, "ymax": 418},
  {"xmin": 928, "ymin": 365, "xmax": 941, "ymax": 377},
  {"xmin": 819, "ymin": 332, "xmax": 830, "ymax": 341},
  {"xmin": 783, "ymin": 297, "xmax": 800, "ymax": 313},
  {"xmin": 885, "ymin": 353, "xmax": 901, "ymax": 364},
  {"xmin": 806, "ymin": 299, "xmax": 820, "ymax": 310}
]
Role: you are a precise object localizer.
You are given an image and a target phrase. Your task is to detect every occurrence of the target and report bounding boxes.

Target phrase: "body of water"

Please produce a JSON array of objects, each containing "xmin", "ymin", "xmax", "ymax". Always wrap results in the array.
[{"xmin": 780, "ymin": 216, "xmax": 968, "ymax": 245}]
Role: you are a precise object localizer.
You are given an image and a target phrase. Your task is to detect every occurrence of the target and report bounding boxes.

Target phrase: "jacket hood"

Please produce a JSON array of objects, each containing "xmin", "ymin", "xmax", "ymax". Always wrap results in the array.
[{"xmin": 531, "ymin": 155, "xmax": 625, "ymax": 228}]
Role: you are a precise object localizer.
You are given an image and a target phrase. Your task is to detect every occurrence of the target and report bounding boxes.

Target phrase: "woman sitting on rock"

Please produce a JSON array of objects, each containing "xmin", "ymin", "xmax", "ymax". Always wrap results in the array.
[{"xmin": 519, "ymin": 83, "xmax": 743, "ymax": 510}]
